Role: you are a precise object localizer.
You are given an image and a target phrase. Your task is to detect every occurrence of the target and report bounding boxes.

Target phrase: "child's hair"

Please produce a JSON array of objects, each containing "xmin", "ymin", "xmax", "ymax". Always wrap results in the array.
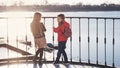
[{"xmin": 58, "ymin": 14, "xmax": 65, "ymax": 20}]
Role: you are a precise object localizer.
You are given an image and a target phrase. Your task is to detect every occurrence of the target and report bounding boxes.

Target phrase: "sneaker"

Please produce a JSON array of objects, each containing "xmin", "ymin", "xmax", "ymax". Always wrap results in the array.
[
  {"xmin": 63, "ymin": 62, "xmax": 69, "ymax": 65},
  {"xmin": 53, "ymin": 62, "xmax": 59, "ymax": 65},
  {"xmin": 65, "ymin": 63, "xmax": 69, "ymax": 65}
]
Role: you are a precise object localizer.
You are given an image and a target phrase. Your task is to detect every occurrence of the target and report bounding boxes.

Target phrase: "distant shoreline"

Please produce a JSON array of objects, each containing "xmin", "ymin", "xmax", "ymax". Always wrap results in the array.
[{"xmin": 1, "ymin": 5, "xmax": 120, "ymax": 12}]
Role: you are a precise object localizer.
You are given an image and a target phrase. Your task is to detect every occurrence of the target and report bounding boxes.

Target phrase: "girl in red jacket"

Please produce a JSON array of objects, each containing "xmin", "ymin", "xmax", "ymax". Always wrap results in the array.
[{"xmin": 53, "ymin": 14, "xmax": 70, "ymax": 64}]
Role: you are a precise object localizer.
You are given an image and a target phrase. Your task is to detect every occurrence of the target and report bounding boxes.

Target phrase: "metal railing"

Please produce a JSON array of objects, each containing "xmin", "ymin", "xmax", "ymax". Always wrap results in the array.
[{"xmin": 0, "ymin": 16, "xmax": 120, "ymax": 68}]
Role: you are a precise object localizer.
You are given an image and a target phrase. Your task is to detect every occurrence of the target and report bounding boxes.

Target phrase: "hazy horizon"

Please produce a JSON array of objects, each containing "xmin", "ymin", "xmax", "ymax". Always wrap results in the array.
[{"xmin": 0, "ymin": 0, "xmax": 120, "ymax": 6}]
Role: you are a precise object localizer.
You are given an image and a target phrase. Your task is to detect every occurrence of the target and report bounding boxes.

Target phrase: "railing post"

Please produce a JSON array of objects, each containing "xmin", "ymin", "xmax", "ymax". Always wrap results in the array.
[
  {"xmin": 43, "ymin": 18, "xmax": 46, "ymax": 61},
  {"xmin": 6, "ymin": 18, "xmax": 9, "ymax": 67},
  {"xmin": 70, "ymin": 18, "xmax": 72, "ymax": 62},
  {"xmin": 96, "ymin": 18, "xmax": 99, "ymax": 65},
  {"xmin": 52, "ymin": 18, "xmax": 55, "ymax": 61},
  {"xmin": 25, "ymin": 18, "xmax": 28, "ymax": 66},
  {"xmin": 16, "ymin": 35, "xmax": 19, "ymax": 64},
  {"xmin": 112, "ymin": 19, "xmax": 115, "ymax": 67},
  {"xmin": 88, "ymin": 18, "xmax": 90, "ymax": 64},
  {"xmin": 25, "ymin": 18, "xmax": 28, "ymax": 53},
  {"xmin": 104, "ymin": 18, "xmax": 107, "ymax": 66},
  {"xmin": 79, "ymin": 18, "xmax": 81, "ymax": 63}
]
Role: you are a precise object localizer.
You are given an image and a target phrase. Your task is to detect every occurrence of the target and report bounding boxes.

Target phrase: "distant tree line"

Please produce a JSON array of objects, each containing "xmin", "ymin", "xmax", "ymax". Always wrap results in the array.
[{"xmin": 0, "ymin": 3, "xmax": 120, "ymax": 12}]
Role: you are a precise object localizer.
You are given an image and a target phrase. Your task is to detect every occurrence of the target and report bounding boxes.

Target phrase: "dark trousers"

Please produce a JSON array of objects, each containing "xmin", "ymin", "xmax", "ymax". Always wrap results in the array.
[
  {"xmin": 55, "ymin": 41, "xmax": 68, "ymax": 63},
  {"xmin": 33, "ymin": 48, "xmax": 43, "ymax": 64}
]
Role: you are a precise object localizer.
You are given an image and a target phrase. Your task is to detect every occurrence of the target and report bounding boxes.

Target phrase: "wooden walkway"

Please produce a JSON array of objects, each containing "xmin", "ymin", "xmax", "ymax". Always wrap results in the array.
[
  {"xmin": 0, "ymin": 63, "xmax": 100, "ymax": 68},
  {"xmin": 0, "ymin": 44, "xmax": 115, "ymax": 68},
  {"xmin": 0, "ymin": 44, "xmax": 32, "ymax": 55}
]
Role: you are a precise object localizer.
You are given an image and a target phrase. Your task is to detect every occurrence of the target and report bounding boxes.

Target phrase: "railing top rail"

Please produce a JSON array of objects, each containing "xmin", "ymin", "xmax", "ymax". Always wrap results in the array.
[
  {"xmin": 0, "ymin": 17, "xmax": 120, "ymax": 19},
  {"xmin": 42, "ymin": 17, "xmax": 120, "ymax": 19}
]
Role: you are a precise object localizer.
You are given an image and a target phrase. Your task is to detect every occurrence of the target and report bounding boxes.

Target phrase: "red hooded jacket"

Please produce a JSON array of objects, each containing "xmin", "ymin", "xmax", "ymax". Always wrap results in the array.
[{"xmin": 53, "ymin": 21, "xmax": 70, "ymax": 42}]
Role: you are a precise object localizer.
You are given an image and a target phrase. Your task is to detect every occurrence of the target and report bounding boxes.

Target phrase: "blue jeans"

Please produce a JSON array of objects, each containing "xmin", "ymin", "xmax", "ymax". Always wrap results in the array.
[{"xmin": 55, "ymin": 41, "xmax": 68, "ymax": 63}]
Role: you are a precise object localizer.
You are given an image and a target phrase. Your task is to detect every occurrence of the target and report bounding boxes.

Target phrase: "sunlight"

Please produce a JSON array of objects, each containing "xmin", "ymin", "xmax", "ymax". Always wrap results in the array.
[{"xmin": 4, "ymin": 11, "xmax": 34, "ymax": 18}]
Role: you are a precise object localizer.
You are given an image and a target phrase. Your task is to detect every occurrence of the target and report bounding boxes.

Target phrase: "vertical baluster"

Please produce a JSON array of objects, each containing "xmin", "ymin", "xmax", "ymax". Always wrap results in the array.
[
  {"xmin": 25, "ymin": 18, "xmax": 28, "ymax": 52},
  {"xmin": 70, "ymin": 18, "xmax": 72, "ymax": 62},
  {"xmin": 88, "ymin": 18, "xmax": 90, "ymax": 63},
  {"xmin": 43, "ymin": 17, "xmax": 46, "ymax": 61},
  {"xmin": 104, "ymin": 18, "xmax": 107, "ymax": 66},
  {"xmin": 79, "ymin": 18, "xmax": 81, "ymax": 63},
  {"xmin": 25, "ymin": 18, "xmax": 28, "ymax": 65},
  {"xmin": 6, "ymin": 18, "xmax": 9, "ymax": 66},
  {"xmin": 16, "ymin": 35, "xmax": 19, "ymax": 65},
  {"xmin": 16, "ymin": 18, "xmax": 19, "ymax": 64},
  {"xmin": 112, "ymin": 19, "xmax": 115, "ymax": 67},
  {"xmin": 96, "ymin": 18, "xmax": 99, "ymax": 65},
  {"xmin": 52, "ymin": 18, "xmax": 55, "ymax": 61}
]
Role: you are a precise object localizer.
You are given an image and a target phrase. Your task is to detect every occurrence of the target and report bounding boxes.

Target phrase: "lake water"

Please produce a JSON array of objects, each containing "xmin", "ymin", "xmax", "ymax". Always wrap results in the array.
[{"xmin": 0, "ymin": 11, "xmax": 120, "ymax": 67}]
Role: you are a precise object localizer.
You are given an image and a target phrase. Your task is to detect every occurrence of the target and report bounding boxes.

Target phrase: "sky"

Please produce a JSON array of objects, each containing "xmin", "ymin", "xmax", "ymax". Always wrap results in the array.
[{"xmin": 0, "ymin": 0, "xmax": 120, "ymax": 6}]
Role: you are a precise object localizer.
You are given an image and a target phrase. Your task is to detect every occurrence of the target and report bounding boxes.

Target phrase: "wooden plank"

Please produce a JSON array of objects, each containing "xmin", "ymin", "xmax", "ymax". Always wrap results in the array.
[
  {"xmin": 0, "ymin": 56, "xmax": 33, "ymax": 62},
  {"xmin": 0, "ymin": 44, "xmax": 32, "ymax": 55}
]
